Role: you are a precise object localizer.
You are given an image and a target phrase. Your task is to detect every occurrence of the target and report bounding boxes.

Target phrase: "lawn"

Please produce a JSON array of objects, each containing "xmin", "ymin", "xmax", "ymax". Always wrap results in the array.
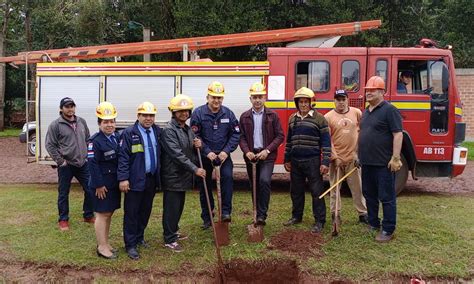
[
  {"xmin": 0, "ymin": 184, "xmax": 472, "ymax": 281},
  {"xmin": 0, "ymin": 128, "xmax": 21, "ymax": 138},
  {"xmin": 462, "ymin": 141, "xmax": 474, "ymax": 160}
]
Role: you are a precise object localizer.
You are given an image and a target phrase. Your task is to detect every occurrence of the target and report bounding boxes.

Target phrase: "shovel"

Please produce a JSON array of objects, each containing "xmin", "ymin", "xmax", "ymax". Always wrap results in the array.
[
  {"xmin": 319, "ymin": 166, "xmax": 357, "ymax": 199},
  {"xmin": 247, "ymin": 160, "xmax": 264, "ymax": 243},
  {"xmin": 196, "ymin": 149, "xmax": 226, "ymax": 283},
  {"xmin": 213, "ymin": 162, "xmax": 230, "ymax": 246},
  {"xmin": 332, "ymin": 167, "xmax": 342, "ymax": 236}
]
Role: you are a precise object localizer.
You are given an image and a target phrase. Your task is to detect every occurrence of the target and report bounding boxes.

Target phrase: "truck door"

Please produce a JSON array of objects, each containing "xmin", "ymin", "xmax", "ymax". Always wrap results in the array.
[
  {"xmin": 391, "ymin": 58, "xmax": 452, "ymax": 161},
  {"xmin": 337, "ymin": 55, "xmax": 366, "ymax": 110}
]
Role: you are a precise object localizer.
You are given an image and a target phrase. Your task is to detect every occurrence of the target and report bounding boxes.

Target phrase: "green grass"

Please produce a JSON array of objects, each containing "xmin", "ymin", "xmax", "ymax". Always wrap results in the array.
[
  {"xmin": 462, "ymin": 141, "xmax": 474, "ymax": 160},
  {"xmin": 0, "ymin": 184, "xmax": 472, "ymax": 281},
  {"xmin": 0, "ymin": 128, "xmax": 21, "ymax": 137}
]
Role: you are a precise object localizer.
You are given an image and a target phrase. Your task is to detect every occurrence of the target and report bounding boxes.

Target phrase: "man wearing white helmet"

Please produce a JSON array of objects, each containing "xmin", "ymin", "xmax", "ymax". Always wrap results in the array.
[
  {"xmin": 283, "ymin": 87, "xmax": 331, "ymax": 234},
  {"xmin": 118, "ymin": 102, "xmax": 161, "ymax": 260}
]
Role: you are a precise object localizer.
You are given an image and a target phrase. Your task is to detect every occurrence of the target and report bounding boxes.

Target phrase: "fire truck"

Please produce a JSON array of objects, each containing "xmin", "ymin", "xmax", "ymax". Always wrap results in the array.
[{"xmin": 3, "ymin": 20, "xmax": 467, "ymax": 194}]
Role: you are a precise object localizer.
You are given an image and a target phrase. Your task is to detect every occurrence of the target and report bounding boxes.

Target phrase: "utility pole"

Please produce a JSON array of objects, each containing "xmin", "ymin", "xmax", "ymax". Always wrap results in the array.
[{"xmin": 143, "ymin": 27, "xmax": 151, "ymax": 62}]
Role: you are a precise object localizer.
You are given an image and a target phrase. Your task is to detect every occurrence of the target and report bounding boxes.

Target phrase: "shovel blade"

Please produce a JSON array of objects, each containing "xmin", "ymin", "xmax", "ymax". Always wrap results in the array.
[
  {"xmin": 214, "ymin": 222, "xmax": 230, "ymax": 246},
  {"xmin": 247, "ymin": 224, "xmax": 264, "ymax": 243}
]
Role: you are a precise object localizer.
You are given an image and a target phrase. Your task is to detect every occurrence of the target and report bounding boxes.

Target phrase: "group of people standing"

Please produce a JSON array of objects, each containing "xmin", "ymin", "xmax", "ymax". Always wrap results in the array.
[{"xmin": 44, "ymin": 75, "xmax": 403, "ymax": 260}]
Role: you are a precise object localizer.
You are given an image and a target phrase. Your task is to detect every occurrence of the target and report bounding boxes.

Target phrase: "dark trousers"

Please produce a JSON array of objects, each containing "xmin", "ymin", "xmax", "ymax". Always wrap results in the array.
[
  {"xmin": 123, "ymin": 175, "xmax": 156, "ymax": 249},
  {"xmin": 57, "ymin": 163, "xmax": 94, "ymax": 222},
  {"xmin": 199, "ymin": 157, "xmax": 233, "ymax": 223},
  {"xmin": 245, "ymin": 158, "xmax": 274, "ymax": 220},
  {"xmin": 361, "ymin": 165, "xmax": 397, "ymax": 235},
  {"xmin": 290, "ymin": 158, "xmax": 326, "ymax": 223},
  {"xmin": 162, "ymin": 190, "xmax": 185, "ymax": 244}
]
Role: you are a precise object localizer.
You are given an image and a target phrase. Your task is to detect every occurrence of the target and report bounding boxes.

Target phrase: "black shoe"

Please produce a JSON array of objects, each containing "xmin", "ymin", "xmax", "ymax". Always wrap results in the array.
[
  {"xmin": 201, "ymin": 221, "xmax": 211, "ymax": 230},
  {"xmin": 138, "ymin": 239, "xmax": 149, "ymax": 249},
  {"xmin": 96, "ymin": 248, "xmax": 117, "ymax": 260},
  {"xmin": 126, "ymin": 247, "xmax": 140, "ymax": 260},
  {"xmin": 283, "ymin": 217, "xmax": 301, "ymax": 226},
  {"xmin": 221, "ymin": 215, "xmax": 231, "ymax": 223},
  {"xmin": 359, "ymin": 214, "xmax": 369, "ymax": 224},
  {"xmin": 311, "ymin": 222, "xmax": 324, "ymax": 234},
  {"xmin": 256, "ymin": 217, "xmax": 266, "ymax": 226}
]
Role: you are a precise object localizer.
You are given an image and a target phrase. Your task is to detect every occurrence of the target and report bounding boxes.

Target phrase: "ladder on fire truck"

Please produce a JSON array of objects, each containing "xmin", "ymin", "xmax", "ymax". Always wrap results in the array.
[{"xmin": 0, "ymin": 20, "xmax": 381, "ymax": 161}]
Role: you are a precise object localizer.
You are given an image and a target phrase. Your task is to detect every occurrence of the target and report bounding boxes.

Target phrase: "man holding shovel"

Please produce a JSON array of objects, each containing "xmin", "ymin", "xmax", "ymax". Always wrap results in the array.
[
  {"xmin": 190, "ymin": 81, "xmax": 241, "ymax": 230},
  {"xmin": 324, "ymin": 89, "xmax": 368, "ymax": 235},
  {"xmin": 239, "ymin": 82, "xmax": 284, "ymax": 226},
  {"xmin": 160, "ymin": 95, "xmax": 206, "ymax": 252}
]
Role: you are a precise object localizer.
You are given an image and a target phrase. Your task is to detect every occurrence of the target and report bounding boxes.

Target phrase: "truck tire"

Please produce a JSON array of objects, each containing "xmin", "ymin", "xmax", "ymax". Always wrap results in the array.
[
  {"xmin": 395, "ymin": 155, "xmax": 408, "ymax": 195},
  {"xmin": 28, "ymin": 133, "xmax": 36, "ymax": 156}
]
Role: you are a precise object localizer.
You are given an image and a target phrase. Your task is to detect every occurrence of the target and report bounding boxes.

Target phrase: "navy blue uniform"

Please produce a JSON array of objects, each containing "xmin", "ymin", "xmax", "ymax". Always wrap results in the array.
[
  {"xmin": 118, "ymin": 121, "xmax": 161, "ymax": 250},
  {"xmin": 190, "ymin": 104, "xmax": 240, "ymax": 223},
  {"xmin": 87, "ymin": 131, "xmax": 121, "ymax": 212}
]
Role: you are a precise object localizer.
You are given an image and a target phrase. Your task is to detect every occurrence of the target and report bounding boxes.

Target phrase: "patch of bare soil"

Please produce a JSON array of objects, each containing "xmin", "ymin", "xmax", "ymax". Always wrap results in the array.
[
  {"xmin": 223, "ymin": 258, "xmax": 299, "ymax": 283},
  {"xmin": 268, "ymin": 229, "xmax": 326, "ymax": 258}
]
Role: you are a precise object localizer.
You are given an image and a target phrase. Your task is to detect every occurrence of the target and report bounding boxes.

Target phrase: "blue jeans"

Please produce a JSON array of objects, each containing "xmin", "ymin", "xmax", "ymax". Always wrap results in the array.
[
  {"xmin": 57, "ymin": 163, "xmax": 94, "ymax": 222},
  {"xmin": 361, "ymin": 165, "xmax": 397, "ymax": 235},
  {"xmin": 199, "ymin": 157, "xmax": 233, "ymax": 223}
]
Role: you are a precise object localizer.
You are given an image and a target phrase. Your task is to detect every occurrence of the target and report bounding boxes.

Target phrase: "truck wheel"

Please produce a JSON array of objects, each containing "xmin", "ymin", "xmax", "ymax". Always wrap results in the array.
[
  {"xmin": 395, "ymin": 155, "xmax": 408, "ymax": 195},
  {"xmin": 28, "ymin": 133, "xmax": 36, "ymax": 156}
]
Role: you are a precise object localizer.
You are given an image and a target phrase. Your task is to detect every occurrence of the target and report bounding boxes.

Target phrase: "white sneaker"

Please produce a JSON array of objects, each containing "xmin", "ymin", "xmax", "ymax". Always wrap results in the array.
[{"xmin": 164, "ymin": 242, "xmax": 183, "ymax": 253}]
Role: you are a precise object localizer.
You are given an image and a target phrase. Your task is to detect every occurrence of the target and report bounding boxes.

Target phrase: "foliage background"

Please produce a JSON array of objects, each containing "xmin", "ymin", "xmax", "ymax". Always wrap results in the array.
[{"xmin": 0, "ymin": 0, "xmax": 473, "ymax": 121}]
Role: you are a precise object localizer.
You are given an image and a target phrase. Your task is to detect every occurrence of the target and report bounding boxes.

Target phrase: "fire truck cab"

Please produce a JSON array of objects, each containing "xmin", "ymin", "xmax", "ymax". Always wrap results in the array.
[{"xmin": 266, "ymin": 42, "xmax": 467, "ymax": 193}]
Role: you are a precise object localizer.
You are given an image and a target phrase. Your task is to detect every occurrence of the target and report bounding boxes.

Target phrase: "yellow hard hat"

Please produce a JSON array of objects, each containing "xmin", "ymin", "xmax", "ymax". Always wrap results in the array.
[
  {"xmin": 96, "ymin": 101, "xmax": 117, "ymax": 120},
  {"xmin": 168, "ymin": 94, "xmax": 194, "ymax": 112},
  {"xmin": 294, "ymin": 87, "xmax": 315, "ymax": 99},
  {"xmin": 249, "ymin": 82, "xmax": 266, "ymax": 96},
  {"xmin": 207, "ymin": 81, "xmax": 225, "ymax": 97},
  {"xmin": 137, "ymin": 101, "xmax": 157, "ymax": 114}
]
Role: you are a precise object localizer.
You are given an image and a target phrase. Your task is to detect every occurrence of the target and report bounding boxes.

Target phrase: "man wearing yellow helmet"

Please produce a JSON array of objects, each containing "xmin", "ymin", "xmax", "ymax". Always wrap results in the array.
[
  {"xmin": 118, "ymin": 101, "xmax": 161, "ymax": 260},
  {"xmin": 283, "ymin": 87, "xmax": 331, "ymax": 234},
  {"xmin": 190, "ymin": 81, "xmax": 240, "ymax": 229},
  {"xmin": 87, "ymin": 101, "xmax": 120, "ymax": 259},
  {"xmin": 160, "ymin": 95, "xmax": 206, "ymax": 252},
  {"xmin": 239, "ymin": 82, "xmax": 284, "ymax": 225}
]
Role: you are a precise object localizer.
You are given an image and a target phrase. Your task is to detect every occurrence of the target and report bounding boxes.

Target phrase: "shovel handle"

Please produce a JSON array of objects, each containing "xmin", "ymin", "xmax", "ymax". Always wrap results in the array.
[
  {"xmin": 319, "ymin": 166, "xmax": 357, "ymax": 199},
  {"xmin": 251, "ymin": 161, "xmax": 257, "ymax": 224},
  {"xmin": 196, "ymin": 148, "xmax": 224, "ymax": 266}
]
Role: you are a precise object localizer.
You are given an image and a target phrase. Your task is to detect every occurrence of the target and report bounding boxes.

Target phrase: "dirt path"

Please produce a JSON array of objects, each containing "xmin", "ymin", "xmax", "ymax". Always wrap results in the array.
[{"xmin": 1, "ymin": 137, "xmax": 473, "ymax": 195}]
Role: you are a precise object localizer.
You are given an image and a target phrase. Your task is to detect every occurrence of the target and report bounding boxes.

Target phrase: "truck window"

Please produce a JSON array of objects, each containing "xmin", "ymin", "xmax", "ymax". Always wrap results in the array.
[
  {"xmin": 296, "ymin": 61, "xmax": 329, "ymax": 92},
  {"xmin": 376, "ymin": 59, "xmax": 388, "ymax": 84},
  {"xmin": 341, "ymin": 60, "xmax": 360, "ymax": 92},
  {"xmin": 397, "ymin": 59, "xmax": 450, "ymax": 134}
]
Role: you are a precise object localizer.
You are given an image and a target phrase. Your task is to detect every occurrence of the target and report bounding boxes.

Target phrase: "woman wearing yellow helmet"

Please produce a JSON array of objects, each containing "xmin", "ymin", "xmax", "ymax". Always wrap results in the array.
[{"xmin": 88, "ymin": 101, "xmax": 120, "ymax": 259}]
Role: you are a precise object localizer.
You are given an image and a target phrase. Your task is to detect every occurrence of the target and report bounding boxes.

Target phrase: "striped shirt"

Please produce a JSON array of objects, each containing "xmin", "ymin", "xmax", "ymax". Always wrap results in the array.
[{"xmin": 284, "ymin": 110, "xmax": 331, "ymax": 166}]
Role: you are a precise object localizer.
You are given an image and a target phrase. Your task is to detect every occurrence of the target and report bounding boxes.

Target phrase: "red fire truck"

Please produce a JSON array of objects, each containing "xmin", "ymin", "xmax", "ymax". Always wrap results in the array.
[
  {"xmin": 265, "ymin": 40, "xmax": 467, "ymax": 193},
  {"xmin": 4, "ymin": 21, "xmax": 466, "ymax": 194}
]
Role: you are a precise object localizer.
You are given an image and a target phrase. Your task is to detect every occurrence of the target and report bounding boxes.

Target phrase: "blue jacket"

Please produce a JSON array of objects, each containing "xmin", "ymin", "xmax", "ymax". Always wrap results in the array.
[
  {"xmin": 118, "ymin": 121, "xmax": 161, "ymax": 192},
  {"xmin": 88, "ymin": 131, "xmax": 120, "ymax": 190},
  {"xmin": 190, "ymin": 104, "xmax": 240, "ymax": 156}
]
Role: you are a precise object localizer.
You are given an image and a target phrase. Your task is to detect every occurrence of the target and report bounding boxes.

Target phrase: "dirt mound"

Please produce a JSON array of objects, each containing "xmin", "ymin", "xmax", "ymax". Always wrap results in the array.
[
  {"xmin": 223, "ymin": 258, "xmax": 299, "ymax": 283},
  {"xmin": 268, "ymin": 229, "xmax": 325, "ymax": 258}
]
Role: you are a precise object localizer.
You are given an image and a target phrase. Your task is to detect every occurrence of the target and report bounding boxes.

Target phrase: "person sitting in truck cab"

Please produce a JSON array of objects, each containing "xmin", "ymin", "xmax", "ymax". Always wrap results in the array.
[{"xmin": 397, "ymin": 70, "xmax": 414, "ymax": 94}]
